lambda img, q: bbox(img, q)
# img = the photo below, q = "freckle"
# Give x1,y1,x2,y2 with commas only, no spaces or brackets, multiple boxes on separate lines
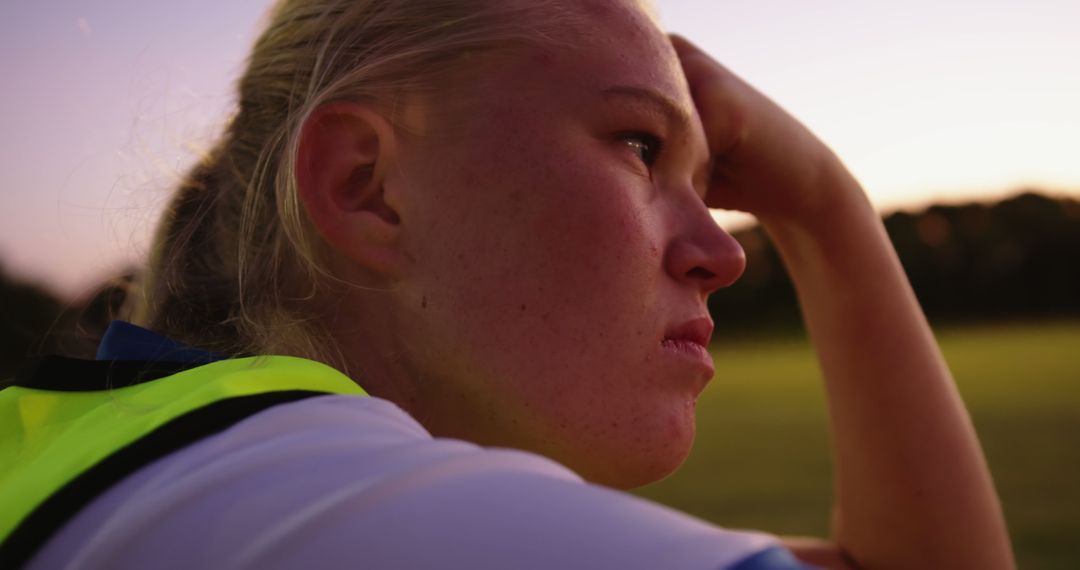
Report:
421,296,427,309
519,303,527,312
536,50,556,67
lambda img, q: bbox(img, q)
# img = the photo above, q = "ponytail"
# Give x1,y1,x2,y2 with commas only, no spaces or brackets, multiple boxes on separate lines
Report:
139,141,242,354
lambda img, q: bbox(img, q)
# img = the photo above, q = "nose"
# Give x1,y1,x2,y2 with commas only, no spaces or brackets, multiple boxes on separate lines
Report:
664,207,746,296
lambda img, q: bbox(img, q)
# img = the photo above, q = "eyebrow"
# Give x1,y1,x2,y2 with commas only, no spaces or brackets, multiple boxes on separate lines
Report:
600,85,693,133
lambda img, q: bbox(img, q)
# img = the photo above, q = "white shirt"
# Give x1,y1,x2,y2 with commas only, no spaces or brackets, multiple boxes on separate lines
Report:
30,394,785,569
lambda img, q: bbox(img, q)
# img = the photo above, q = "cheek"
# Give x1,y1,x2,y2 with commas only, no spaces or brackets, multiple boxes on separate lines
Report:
411,125,659,358
492,147,656,330
401,111,694,476
425,113,655,300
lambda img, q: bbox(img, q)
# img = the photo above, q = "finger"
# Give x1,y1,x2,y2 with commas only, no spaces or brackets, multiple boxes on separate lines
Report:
668,34,705,59
668,34,736,87
667,34,747,158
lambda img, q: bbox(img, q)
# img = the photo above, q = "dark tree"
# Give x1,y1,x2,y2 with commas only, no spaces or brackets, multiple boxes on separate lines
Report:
709,191,1080,333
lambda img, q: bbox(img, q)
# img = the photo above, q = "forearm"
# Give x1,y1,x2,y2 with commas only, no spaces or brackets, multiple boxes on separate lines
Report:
668,31,1013,568
760,173,1014,569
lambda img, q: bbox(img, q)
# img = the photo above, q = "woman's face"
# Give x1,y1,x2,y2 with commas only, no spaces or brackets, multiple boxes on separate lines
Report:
390,0,745,488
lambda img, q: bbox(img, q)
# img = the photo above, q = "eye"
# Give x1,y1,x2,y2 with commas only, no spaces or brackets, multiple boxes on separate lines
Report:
620,132,663,168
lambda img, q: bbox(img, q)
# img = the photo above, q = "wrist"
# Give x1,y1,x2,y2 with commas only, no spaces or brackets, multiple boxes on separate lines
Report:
759,170,875,248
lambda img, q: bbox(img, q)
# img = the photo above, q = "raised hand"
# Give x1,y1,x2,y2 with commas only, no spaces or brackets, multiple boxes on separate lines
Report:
671,34,1016,570
670,34,862,225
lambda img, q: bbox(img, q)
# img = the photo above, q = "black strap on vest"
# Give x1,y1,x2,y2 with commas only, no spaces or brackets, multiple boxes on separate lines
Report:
10,355,203,391
0,389,328,568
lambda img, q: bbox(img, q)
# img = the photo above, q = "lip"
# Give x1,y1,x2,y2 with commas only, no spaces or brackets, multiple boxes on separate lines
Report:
661,317,715,377
664,317,714,348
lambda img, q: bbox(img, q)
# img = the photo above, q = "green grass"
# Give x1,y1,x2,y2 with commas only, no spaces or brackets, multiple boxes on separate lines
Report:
634,320,1080,570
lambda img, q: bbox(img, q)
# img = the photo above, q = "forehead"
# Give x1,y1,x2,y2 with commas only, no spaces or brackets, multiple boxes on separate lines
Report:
421,0,691,130
539,0,686,101
575,0,664,47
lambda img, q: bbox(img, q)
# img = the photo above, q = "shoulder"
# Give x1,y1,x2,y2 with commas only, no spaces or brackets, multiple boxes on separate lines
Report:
33,395,790,570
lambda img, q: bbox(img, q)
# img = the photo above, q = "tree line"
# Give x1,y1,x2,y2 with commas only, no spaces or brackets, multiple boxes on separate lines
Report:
3,191,1078,378
710,191,1080,334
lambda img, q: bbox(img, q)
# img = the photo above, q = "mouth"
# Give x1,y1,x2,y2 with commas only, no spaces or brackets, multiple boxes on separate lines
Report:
661,317,715,377
663,317,714,348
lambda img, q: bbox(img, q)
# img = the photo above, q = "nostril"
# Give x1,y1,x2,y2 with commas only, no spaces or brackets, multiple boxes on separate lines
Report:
664,235,744,294
686,267,716,281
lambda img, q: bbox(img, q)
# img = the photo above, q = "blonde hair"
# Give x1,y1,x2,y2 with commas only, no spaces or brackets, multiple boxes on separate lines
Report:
134,0,576,370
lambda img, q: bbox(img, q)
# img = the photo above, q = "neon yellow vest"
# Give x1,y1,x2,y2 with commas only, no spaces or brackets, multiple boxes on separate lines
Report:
0,355,367,567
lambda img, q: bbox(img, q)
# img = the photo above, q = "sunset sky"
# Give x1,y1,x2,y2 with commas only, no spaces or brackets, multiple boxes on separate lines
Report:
2,0,1079,297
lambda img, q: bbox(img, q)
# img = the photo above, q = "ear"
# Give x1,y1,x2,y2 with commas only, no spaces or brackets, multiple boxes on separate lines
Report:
296,101,406,278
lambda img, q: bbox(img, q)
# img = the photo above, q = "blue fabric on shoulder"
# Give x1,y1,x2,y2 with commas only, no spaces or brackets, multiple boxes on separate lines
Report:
728,545,818,570
96,320,223,363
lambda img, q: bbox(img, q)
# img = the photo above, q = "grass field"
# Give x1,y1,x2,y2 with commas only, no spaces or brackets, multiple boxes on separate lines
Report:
634,320,1080,570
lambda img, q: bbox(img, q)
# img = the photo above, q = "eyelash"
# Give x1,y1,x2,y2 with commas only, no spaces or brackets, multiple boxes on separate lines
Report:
619,132,664,169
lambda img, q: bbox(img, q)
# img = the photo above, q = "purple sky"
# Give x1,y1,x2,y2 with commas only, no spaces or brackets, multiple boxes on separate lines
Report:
3,0,1079,298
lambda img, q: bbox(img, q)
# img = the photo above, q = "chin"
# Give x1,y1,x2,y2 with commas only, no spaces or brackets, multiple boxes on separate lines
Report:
580,417,697,490
592,445,693,490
